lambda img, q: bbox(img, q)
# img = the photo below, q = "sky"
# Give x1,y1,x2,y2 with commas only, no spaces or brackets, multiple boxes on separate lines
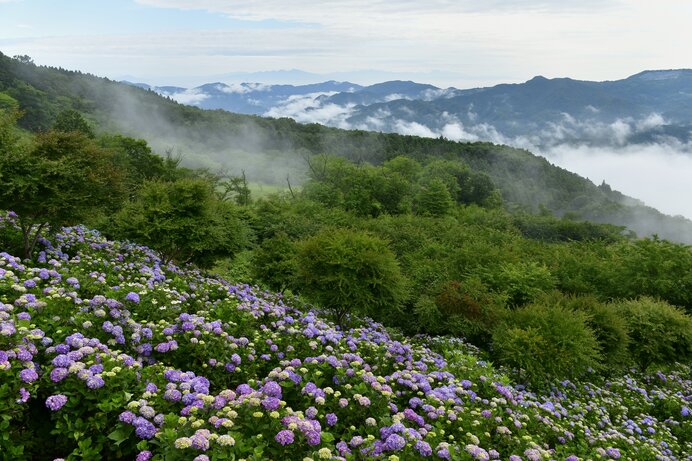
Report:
1,0,691,88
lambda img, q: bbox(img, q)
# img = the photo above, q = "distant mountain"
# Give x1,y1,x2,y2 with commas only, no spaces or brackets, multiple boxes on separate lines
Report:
141,70,692,150
125,80,363,115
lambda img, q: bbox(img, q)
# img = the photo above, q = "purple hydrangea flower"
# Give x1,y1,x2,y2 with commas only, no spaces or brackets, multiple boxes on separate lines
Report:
19,368,39,383
45,394,68,411
305,430,321,446
86,376,105,389
17,387,30,403
125,292,140,303
326,413,338,427
50,367,67,383
119,411,136,424
262,380,282,398
275,429,295,446
384,433,406,451
133,417,157,440
415,440,433,456
135,451,153,461
261,397,281,411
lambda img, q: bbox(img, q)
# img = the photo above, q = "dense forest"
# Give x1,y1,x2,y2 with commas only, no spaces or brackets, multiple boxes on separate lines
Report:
1,52,691,243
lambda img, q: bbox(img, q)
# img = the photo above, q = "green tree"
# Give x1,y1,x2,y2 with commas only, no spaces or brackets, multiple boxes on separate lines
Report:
98,134,171,196
295,228,406,325
52,109,95,138
0,128,125,259
109,178,250,268
414,178,454,216
251,231,297,292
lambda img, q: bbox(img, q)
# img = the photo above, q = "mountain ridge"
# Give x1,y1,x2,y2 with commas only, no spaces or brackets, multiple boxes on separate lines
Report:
135,70,692,150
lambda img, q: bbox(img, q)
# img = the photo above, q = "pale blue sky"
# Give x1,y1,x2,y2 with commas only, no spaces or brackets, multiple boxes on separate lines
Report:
1,0,690,87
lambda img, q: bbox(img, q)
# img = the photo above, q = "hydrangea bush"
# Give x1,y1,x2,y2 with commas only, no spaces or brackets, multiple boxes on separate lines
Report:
0,215,690,460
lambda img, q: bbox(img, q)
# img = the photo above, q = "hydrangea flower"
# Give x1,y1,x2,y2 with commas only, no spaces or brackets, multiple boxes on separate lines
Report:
45,394,68,411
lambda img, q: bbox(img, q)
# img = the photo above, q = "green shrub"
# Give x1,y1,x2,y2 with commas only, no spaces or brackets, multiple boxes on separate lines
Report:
539,292,631,370
433,277,507,347
251,231,298,292
295,228,406,325
613,297,692,370
492,303,600,385
108,178,250,268
485,261,556,307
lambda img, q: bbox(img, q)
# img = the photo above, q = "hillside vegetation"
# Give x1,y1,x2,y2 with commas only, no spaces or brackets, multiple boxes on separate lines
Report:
1,52,691,243
0,221,690,460
0,54,691,460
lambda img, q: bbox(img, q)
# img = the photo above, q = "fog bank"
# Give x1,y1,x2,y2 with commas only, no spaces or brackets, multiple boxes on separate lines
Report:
542,144,692,220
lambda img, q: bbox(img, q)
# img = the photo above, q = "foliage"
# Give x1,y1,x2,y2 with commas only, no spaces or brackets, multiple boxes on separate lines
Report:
613,297,692,371
251,231,298,293
295,228,406,325
491,303,601,385
538,292,631,370
0,125,126,259
483,261,557,307
413,177,454,216
108,178,250,268
2,51,692,242
433,277,506,347
52,109,94,138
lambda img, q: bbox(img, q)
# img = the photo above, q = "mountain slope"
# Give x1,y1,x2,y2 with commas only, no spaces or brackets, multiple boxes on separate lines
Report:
0,52,691,242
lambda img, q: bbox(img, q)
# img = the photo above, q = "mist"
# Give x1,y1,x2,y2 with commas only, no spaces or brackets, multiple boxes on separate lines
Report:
541,144,692,220
92,79,310,188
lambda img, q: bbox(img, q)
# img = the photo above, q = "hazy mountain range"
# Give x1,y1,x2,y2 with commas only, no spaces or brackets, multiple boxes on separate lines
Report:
129,69,692,151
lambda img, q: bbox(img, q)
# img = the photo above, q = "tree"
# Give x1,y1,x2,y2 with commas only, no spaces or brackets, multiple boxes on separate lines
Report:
0,126,125,259
414,178,454,216
52,109,95,138
295,228,406,325
491,303,600,385
109,178,250,268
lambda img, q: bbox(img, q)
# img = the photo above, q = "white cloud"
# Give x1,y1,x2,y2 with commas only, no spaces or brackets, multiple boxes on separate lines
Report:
263,92,356,128
636,112,665,130
392,120,437,138
217,82,272,94
543,144,692,219
164,88,210,105
383,93,411,102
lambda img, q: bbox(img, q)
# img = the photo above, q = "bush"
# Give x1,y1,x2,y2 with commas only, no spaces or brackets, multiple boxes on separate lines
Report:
295,228,406,325
484,261,556,307
433,277,506,347
251,231,298,292
538,292,631,370
108,178,251,268
491,303,600,385
613,297,692,371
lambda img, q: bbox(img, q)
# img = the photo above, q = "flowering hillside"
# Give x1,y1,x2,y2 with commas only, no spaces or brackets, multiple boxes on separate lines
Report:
0,220,690,460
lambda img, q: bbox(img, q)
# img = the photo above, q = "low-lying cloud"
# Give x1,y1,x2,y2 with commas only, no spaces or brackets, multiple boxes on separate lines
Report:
543,144,692,220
